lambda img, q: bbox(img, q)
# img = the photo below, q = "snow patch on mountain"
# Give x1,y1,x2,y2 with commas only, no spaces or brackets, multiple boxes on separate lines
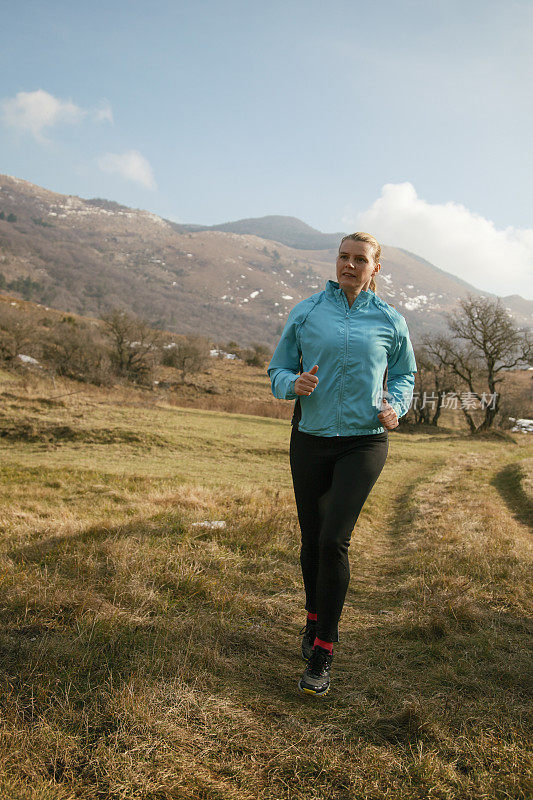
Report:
404,295,428,311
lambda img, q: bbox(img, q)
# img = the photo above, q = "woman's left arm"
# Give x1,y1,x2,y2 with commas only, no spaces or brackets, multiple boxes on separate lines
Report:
386,316,417,419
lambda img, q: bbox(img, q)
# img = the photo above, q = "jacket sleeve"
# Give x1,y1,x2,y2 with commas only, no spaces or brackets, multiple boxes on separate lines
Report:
387,316,417,419
267,305,303,400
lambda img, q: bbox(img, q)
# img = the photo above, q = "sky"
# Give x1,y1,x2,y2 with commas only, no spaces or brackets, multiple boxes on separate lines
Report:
1,0,532,299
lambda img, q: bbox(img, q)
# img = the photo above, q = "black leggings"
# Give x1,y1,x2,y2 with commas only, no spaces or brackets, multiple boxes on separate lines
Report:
290,426,389,643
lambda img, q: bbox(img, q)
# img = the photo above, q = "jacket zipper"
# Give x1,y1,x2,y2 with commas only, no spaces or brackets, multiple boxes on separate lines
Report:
336,295,350,435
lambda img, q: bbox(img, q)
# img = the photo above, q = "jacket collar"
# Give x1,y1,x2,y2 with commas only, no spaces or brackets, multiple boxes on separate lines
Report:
325,280,373,310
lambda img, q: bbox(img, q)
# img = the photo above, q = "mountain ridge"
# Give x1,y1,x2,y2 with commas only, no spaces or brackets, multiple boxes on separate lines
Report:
0,174,531,346
171,214,345,251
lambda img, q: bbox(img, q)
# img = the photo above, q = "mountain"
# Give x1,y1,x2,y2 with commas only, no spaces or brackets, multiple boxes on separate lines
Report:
170,215,345,250
0,174,531,346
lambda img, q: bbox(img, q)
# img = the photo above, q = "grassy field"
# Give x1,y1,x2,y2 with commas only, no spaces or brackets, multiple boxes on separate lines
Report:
0,372,532,800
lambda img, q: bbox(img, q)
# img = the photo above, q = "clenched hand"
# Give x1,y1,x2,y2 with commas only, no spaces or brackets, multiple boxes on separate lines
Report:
295,365,319,396
378,399,399,430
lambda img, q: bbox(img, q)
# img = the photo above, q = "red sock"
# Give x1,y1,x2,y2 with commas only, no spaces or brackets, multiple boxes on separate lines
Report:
313,637,333,653
307,612,317,622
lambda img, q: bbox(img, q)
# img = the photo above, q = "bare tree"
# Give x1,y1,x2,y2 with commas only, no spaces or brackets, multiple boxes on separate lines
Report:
409,346,456,426
100,308,163,385
423,296,532,433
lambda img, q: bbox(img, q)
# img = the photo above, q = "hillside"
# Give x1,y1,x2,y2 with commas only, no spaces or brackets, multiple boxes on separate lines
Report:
1,174,532,346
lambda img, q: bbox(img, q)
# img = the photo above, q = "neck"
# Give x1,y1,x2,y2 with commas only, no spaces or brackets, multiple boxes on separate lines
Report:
342,286,365,308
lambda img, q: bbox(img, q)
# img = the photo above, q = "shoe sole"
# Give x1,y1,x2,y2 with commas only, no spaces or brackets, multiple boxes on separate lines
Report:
298,678,330,697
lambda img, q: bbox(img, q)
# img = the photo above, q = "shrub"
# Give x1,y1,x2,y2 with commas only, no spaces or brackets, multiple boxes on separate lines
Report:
162,335,210,382
242,343,271,367
40,320,114,385
0,304,38,365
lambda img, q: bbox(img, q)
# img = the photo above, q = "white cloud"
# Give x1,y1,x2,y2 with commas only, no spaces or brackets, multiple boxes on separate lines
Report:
1,89,114,142
94,99,114,124
1,89,86,142
349,183,533,300
96,149,156,190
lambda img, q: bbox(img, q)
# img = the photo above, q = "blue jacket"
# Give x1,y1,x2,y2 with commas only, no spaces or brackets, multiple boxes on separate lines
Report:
267,281,417,436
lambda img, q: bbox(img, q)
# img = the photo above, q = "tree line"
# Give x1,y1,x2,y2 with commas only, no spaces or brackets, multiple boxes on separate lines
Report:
0,295,531,432
0,303,274,388
0,304,209,387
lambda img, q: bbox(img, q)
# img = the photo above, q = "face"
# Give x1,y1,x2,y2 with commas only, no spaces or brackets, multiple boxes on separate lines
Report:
336,240,381,294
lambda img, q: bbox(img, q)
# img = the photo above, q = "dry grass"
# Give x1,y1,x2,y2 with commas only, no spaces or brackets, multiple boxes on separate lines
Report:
0,373,532,799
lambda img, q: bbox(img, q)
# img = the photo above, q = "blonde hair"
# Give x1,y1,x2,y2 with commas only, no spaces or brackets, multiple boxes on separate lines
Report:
339,232,381,293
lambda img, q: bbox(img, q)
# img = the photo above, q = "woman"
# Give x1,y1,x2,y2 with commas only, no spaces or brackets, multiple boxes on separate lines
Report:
267,232,417,697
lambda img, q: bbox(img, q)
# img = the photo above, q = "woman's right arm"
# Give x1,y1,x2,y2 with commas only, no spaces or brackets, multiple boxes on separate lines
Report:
267,307,302,400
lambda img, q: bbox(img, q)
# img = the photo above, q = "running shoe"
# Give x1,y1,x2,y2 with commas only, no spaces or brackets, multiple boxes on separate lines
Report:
299,619,317,661
298,645,333,697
